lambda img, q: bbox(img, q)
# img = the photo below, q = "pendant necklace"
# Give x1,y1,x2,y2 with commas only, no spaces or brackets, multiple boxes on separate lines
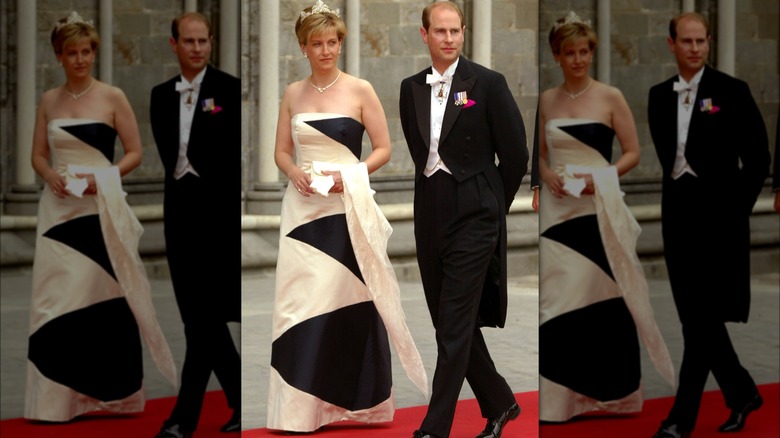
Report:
562,78,592,100
66,78,95,100
310,71,341,94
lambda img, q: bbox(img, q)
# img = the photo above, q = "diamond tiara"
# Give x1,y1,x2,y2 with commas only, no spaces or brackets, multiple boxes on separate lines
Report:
54,11,94,32
300,0,340,21
552,11,591,31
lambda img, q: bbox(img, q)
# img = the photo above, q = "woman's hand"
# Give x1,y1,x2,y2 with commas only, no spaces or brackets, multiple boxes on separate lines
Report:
44,169,68,198
75,173,97,195
573,172,595,195
531,187,540,212
322,170,343,193
541,167,565,198
287,166,313,197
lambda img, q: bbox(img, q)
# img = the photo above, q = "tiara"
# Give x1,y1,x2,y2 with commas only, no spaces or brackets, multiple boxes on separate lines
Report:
54,11,94,32
300,0,340,20
552,11,591,31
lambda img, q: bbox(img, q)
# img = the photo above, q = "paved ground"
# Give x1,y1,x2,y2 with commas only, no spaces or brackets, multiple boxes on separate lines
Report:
1,266,778,432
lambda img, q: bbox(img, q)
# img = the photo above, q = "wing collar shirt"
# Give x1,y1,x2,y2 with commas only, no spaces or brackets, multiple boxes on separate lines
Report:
424,58,459,177
672,67,704,180
174,67,206,179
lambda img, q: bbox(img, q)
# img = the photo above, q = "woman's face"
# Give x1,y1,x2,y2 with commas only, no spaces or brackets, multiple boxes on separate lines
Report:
57,38,95,80
555,37,593,80
301,30,341,70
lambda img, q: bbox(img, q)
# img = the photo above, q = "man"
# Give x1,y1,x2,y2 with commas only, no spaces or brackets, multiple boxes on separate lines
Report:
648,12,770,438
399,2,528,437
150,12,241,438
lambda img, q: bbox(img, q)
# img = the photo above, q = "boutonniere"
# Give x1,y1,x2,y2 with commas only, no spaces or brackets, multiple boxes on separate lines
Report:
699,98,720,114
201,98,223,114
453,91,476,108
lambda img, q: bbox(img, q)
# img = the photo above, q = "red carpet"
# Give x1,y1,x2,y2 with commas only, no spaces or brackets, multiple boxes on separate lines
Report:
539,383,779,438
2,385,776,437
246,392,538,438
0,390,232,438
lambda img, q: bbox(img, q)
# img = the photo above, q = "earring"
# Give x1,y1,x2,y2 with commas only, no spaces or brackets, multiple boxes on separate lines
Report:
303,52,308,58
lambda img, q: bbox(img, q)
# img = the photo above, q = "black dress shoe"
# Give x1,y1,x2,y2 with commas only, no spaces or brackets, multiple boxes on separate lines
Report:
719,393,763,432
412,430,439,438
652,423,691,438
220,411,241,433
475,402,520,438
154,423,193,438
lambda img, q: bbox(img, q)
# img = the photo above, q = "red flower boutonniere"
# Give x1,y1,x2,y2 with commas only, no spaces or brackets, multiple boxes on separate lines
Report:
202,98,223,114
463,99,476,108
699,98,720,114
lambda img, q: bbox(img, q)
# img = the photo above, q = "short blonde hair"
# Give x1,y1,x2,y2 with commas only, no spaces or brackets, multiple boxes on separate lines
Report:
51,17,99,55
548,18,597,56
295,7,346,45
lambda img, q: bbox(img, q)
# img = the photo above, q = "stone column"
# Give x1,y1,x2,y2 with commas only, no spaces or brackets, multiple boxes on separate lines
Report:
99,0,112,84
15,0,35,188
682,0,695,12
244,0,284,214
258,1,279,184
597,0,610,84
184,0,197,13
717,0,736,76
345,0,359,76
472,0,491,68
220,0,239,77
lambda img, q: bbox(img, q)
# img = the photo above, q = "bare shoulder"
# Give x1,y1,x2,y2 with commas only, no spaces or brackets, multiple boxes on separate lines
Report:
98,81,130,104
596,81,628,103
39,87,60,106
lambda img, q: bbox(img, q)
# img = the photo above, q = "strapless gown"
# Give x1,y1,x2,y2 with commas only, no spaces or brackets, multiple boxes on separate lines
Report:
25,119,176,422
267,113,427,432
539,118,674,422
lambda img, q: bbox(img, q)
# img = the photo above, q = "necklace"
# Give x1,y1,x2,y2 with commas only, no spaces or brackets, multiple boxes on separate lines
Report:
66,79,95,100
310,71,341,94
562,78,592,100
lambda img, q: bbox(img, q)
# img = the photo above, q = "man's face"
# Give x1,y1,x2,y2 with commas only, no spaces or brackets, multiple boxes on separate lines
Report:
170,17,211,77
667,17,709,78
420,6,464,72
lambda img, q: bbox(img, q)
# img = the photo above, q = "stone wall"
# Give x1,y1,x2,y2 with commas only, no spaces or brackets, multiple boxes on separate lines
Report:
540,0,779,185
241,0,539,189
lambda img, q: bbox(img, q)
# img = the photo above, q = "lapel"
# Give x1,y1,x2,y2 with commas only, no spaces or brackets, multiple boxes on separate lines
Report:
660,77,679,165
188,66,212,151
160,76,182,166
686,65,713,153
411,69,432,149
440,58,476,146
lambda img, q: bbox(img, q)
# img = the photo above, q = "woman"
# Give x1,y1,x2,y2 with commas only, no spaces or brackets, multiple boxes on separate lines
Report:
537,12,675,422
267,1,427,433
25,12,177,422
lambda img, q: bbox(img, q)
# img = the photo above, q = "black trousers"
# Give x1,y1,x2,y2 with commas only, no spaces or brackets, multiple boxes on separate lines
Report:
662,175,758,430
164,174,241,430
415,171,515,438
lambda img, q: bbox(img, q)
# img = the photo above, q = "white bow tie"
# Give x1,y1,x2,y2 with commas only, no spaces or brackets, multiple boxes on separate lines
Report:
175,81,200,93
672,81,696,93
426,73,450,85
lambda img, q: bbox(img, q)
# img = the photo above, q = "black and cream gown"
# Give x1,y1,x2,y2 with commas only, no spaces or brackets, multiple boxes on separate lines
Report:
25,119,176,422
267,113,427,432
539,118,674,422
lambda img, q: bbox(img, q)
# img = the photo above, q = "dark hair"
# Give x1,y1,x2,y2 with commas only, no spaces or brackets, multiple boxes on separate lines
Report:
171,12,213,41
669,12,710,41
422,1,465,31
51,15,99,55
